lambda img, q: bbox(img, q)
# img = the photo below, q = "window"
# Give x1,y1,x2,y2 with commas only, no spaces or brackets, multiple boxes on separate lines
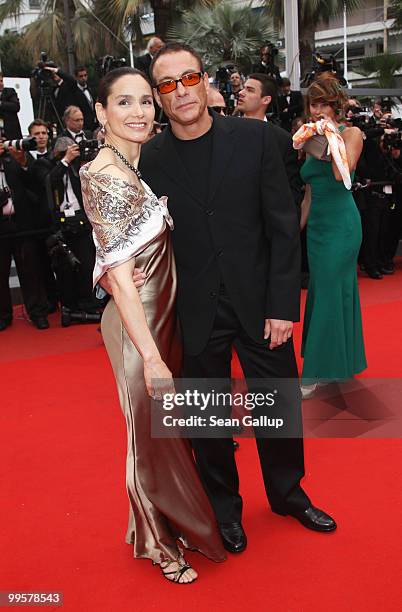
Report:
29,0,41,9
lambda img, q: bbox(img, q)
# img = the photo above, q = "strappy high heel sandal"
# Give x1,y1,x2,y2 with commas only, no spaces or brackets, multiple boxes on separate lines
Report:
154,556,198,584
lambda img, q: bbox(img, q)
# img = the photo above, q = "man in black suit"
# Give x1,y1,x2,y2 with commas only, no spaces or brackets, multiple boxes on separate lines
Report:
278,78,304,132
25,119,58,310
36,135,97,316
135,36,164,79
61,105,93,142
46,66,97,132
0,142,49,330
139,42,336,553
252,44,283,86
0,73,23,139
237,73,303,209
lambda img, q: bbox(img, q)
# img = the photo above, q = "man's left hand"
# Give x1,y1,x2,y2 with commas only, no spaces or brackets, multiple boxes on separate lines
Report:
264,318,293,350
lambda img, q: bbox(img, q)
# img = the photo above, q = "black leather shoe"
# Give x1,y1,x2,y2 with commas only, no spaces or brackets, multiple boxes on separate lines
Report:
380,263,395,275
287,505,337,532
32,316,49,330
0,319,11,331
366,268,383,280
219,522,247,553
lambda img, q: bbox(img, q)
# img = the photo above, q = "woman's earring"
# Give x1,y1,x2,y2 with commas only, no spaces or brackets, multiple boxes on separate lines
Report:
100,122,106,135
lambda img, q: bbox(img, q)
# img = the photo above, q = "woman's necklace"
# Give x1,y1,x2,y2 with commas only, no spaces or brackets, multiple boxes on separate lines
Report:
99,143,142,180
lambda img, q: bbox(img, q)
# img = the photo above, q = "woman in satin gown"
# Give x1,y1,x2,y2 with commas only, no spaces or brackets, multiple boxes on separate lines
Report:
79,67,225,583
299,73,367,398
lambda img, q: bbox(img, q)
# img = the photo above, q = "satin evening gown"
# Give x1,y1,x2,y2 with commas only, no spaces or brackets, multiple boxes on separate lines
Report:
300,130,367,384
80,165,226,565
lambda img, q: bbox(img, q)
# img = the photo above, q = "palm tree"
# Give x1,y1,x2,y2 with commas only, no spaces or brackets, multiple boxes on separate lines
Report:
267,0,361,78
355,52,402,88
168,1,275,74
390,0,402,29
0,0,128,68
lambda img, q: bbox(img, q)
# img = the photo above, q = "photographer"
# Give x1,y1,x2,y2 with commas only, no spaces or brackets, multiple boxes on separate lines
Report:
0,73,23,140
354,107,400,278
252,44,282,86
278,78,304,132
25,119,58,310
44,135,99,318
40,65,96,132
0,140,49,330
60,105,93,142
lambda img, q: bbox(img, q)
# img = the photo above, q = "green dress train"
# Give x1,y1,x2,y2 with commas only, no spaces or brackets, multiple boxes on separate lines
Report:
300,133,367,384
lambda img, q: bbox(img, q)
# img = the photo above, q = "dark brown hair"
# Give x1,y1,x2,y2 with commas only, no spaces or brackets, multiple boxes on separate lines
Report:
28,118,48,134
305,72,348,117
97,67,151,106
149,42,204,84
247,73,278,100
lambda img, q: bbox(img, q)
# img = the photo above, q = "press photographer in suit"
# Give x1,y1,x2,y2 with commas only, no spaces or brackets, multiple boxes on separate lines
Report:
25,119,58,310
45,66,97,132
40,136,98,317
278,78,304,132
0,140,49,330
0,73,23,139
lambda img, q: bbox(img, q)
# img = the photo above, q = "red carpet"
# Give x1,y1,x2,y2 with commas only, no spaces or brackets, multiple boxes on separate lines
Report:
1,261,402,611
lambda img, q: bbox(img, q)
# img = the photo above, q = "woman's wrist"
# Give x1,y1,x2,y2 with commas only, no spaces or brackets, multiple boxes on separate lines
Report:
143,353,162,365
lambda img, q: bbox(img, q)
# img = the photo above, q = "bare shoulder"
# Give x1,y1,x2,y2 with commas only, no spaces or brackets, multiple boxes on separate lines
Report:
342,125,363,142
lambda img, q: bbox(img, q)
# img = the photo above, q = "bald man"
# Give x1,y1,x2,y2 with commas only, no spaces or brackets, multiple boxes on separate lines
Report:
207,86,226,115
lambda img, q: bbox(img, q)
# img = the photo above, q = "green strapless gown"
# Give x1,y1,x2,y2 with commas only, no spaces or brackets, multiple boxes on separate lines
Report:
300,147,367,383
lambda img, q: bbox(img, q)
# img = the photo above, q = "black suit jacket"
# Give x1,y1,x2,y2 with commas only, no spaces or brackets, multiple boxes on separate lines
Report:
278,91,304,130
139,113,301,354
55,71,97,131
135,53,152,78
0,88,22,139
0,154,39,231
269,123,303,210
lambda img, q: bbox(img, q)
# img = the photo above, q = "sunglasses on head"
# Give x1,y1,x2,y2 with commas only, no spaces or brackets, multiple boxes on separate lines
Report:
155,71,204,95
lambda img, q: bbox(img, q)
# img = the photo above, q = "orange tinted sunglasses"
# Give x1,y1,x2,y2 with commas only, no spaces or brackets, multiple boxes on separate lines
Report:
155,71,204,94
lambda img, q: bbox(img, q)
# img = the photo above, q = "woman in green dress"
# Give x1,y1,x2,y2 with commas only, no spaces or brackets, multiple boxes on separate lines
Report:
299,73,367,398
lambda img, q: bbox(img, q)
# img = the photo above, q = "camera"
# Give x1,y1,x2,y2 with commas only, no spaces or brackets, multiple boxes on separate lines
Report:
46,231,81,270
0,186,11,208
97,55,127,77
347,106,373,130
383,130,402,150
2,137,38,152
32,51,57,88
78,139,99,162
263,42,279,58
302,51,347,87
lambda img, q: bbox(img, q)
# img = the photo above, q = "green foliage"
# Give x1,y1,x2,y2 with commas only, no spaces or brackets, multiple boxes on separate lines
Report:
168,1,275,74
390,0,402,29
0,30,32,77
356,52,402,88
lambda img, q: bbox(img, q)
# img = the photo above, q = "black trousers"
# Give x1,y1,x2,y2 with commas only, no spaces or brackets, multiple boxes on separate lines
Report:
360,192,389,270
53,220,97,311
183,290,310,524
0,218,48,321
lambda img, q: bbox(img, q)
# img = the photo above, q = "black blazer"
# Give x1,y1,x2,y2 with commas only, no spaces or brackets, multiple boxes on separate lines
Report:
45,158,84,214
0,154,38,231
55,71,97,132
139,113,301,355
269,123,303,209
0,88,22,139
135,53,152,78
278,90,304,130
